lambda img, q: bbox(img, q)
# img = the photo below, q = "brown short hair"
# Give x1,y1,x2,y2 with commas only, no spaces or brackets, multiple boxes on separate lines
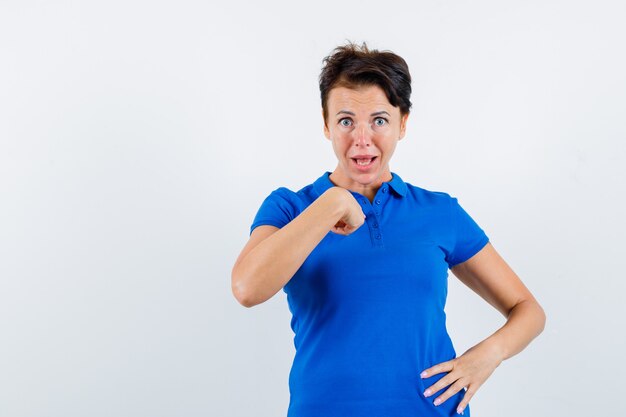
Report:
319,41,412,125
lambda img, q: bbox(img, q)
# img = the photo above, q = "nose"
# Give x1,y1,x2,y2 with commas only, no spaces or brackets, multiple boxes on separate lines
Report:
353,123,372,147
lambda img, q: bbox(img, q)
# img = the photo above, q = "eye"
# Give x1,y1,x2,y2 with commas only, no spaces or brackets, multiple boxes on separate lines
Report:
339,118,353,127
374,117,388,127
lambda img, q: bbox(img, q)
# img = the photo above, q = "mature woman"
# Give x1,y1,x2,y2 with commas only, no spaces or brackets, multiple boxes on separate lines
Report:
231,42,546,417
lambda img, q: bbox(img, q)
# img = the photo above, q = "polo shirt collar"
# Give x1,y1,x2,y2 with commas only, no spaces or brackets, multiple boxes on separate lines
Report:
313,171,408,198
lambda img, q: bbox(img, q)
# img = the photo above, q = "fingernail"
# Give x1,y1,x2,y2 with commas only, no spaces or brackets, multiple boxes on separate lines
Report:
434,398,442,406
423,389,431,397
457,406,464,414
420,371,428,378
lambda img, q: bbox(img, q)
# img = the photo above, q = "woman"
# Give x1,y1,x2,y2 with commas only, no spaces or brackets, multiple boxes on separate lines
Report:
231,42,546,417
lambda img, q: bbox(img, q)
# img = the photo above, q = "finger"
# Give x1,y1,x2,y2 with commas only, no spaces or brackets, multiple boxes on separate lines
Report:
421,360,454,379
423,371,456,398
335,226,358,235
331,227,349,235
456,386,476,415
431,378,467,407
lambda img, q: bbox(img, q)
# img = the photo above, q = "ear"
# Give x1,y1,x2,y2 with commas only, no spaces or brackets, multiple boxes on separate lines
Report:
323,108,331,140
399,113,409,140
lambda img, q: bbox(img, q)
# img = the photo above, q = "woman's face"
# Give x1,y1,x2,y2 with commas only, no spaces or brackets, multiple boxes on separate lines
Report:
323,84,408,195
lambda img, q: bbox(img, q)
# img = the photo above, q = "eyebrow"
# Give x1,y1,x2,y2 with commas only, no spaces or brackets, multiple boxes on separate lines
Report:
336,110,391,117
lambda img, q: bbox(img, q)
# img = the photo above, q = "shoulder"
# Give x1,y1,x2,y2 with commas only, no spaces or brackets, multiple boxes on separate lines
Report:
258,179,318,212
266,181,316,203
265,185,298,200
256,186,300,214
402,180,455,208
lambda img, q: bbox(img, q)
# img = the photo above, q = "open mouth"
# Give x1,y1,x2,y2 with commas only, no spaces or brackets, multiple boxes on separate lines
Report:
351,156,377,167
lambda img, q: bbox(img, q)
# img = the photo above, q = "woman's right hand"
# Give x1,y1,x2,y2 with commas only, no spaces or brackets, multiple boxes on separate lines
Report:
326,187,366,236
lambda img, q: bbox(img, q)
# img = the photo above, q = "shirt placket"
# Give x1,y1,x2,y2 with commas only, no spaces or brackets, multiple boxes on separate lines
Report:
352,184,389,248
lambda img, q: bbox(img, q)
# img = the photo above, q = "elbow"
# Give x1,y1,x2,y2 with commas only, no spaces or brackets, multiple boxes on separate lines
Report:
526,298,547,336
537,303,546,334
508,298,547,336
231,267,258,308
235,290,257,308
232,283,253,308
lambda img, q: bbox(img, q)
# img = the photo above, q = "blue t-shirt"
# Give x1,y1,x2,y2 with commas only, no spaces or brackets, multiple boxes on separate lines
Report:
250,171,490,417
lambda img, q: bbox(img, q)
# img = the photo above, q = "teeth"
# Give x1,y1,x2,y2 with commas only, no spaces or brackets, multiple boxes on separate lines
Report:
356,158,373,165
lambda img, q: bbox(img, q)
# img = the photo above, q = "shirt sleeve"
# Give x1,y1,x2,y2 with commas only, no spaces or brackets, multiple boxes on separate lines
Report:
445,196,490,268
249,187,297,236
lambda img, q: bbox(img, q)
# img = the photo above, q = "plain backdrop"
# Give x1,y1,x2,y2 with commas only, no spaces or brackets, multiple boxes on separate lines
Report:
1,1,625,416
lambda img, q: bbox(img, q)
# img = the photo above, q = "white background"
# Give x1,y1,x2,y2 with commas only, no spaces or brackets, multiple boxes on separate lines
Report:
1,1,625,416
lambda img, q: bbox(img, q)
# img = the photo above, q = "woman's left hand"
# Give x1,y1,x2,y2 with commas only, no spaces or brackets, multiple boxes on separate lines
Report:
420,339,504,414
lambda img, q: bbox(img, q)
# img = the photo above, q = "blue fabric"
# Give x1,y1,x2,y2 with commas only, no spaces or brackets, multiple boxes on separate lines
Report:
249,171,490,417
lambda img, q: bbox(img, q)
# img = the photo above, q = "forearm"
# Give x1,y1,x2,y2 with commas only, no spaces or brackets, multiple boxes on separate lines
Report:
234,188,345,307
482,299,546,362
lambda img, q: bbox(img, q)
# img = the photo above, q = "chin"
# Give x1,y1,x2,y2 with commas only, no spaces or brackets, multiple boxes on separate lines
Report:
353,172,379,183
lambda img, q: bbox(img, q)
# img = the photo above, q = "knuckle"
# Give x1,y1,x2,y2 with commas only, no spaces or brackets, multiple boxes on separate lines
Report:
459,376,471,386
